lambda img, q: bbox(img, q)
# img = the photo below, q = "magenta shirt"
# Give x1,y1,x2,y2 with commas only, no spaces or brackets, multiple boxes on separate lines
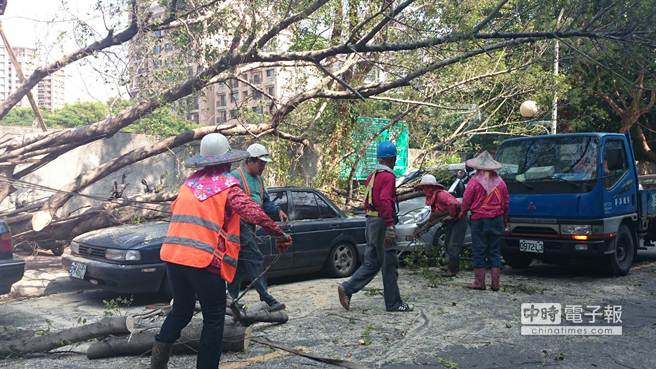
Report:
460,178,509,220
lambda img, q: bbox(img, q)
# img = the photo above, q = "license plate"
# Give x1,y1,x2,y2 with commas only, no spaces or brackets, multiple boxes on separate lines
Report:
519,239,544,253
69,261,87,279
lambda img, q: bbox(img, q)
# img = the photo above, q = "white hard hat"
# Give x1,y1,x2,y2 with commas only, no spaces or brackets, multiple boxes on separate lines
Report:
246,143,272,162
415,174,445,189
186,133,249,168
201,133,230,157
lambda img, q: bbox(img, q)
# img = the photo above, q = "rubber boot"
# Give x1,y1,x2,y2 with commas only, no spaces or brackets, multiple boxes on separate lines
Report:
467,268,486,290
441,260,459,277
491,267,501,291
150,340,173,369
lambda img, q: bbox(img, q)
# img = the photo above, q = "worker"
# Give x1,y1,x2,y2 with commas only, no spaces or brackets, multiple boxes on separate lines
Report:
337,141,413,312
460,151,509,291
151,133,292,369
228,143,289,312
414,174,467,277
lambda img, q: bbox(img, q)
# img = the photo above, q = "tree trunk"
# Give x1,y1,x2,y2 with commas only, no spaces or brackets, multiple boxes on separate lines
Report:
8,191,174,249
633,125,656,162
86,317,249,360
0,317,134,358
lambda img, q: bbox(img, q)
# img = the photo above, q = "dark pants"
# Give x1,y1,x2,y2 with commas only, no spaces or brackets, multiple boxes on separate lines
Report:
341,217,403,311
470,216,504,268
156,263,226,369
227,221,275,305
444,216,467,264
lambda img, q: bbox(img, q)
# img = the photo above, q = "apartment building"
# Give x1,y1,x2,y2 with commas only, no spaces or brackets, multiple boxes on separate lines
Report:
0,44,66,111
0,46,35,107
37,69,66,111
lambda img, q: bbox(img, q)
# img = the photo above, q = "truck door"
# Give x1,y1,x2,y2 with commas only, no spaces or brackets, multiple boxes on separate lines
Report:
602,138,636,216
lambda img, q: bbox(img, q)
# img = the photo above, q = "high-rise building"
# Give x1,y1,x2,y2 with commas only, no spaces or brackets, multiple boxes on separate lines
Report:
0,44,66,111
37,69,66,111
0,46,36,107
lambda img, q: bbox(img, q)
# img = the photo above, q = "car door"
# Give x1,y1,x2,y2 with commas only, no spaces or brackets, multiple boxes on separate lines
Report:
602,138,635,217
288,190,342,271
256,189,294,271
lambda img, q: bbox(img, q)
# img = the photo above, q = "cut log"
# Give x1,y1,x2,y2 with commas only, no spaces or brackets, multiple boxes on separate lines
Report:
0,316,134,358
236,309,289,326
86,317,250,359
225,301,289,325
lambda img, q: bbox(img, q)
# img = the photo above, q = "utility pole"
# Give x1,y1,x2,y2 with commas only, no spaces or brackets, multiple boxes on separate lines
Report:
551,8,564,135
0,3,47,132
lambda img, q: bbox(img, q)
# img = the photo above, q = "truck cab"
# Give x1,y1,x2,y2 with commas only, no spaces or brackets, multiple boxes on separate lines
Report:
496,133,655,275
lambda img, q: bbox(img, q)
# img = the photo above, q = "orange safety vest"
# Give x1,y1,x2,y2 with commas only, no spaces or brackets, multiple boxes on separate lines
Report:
160,185,241,283
480,187,503,211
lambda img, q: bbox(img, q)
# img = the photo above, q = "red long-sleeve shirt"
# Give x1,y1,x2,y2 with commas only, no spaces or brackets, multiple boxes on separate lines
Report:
428,190,461,218
460,179,509,220
364,170,396,226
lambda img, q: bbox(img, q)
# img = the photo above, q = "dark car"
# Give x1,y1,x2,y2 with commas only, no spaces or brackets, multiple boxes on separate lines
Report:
62,187,367,295
0,220,25,295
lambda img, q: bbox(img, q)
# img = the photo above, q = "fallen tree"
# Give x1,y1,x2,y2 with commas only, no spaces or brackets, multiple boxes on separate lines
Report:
0,316,135,358
0,305,288,359
0,0,649,249
86,317,250,359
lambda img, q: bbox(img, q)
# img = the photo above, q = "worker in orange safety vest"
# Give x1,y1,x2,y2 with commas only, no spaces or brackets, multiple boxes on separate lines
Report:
151,133,292,369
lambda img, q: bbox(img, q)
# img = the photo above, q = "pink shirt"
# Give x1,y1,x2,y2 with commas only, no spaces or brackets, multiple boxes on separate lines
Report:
461,177,509,220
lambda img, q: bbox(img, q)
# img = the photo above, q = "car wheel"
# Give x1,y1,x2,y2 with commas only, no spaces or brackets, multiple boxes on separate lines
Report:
327,243,357,277
503,253,533,269
607,224,635,276
50,245,64,256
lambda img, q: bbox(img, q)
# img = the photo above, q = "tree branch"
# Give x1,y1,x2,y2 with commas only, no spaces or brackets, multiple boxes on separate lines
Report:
354,0,416,47
254,0,329,50
470,0,509,34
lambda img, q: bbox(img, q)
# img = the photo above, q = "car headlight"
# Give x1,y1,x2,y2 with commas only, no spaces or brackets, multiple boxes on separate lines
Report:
70,242,79,254
560,224,592,235
125,250,141,261
399,207,431,225
105,249,125,261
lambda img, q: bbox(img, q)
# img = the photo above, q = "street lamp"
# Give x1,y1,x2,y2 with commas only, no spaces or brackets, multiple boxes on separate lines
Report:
520,100,539,119
520,100,551,135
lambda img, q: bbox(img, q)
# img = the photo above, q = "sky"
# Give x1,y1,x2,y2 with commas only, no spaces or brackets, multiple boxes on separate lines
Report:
2,0,124,103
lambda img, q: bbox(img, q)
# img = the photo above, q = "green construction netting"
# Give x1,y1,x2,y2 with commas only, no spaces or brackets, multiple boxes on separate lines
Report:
339,117,408,180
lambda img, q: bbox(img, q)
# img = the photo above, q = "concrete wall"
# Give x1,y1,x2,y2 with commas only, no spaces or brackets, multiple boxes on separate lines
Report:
0,126,191,216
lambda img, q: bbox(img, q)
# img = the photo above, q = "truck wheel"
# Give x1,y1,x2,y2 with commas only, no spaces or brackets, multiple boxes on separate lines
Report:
607,224,635,276
503,253,533,269
326,243,357,277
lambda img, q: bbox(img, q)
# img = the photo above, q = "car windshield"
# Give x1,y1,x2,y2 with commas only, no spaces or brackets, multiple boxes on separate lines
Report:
496,136,599,193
